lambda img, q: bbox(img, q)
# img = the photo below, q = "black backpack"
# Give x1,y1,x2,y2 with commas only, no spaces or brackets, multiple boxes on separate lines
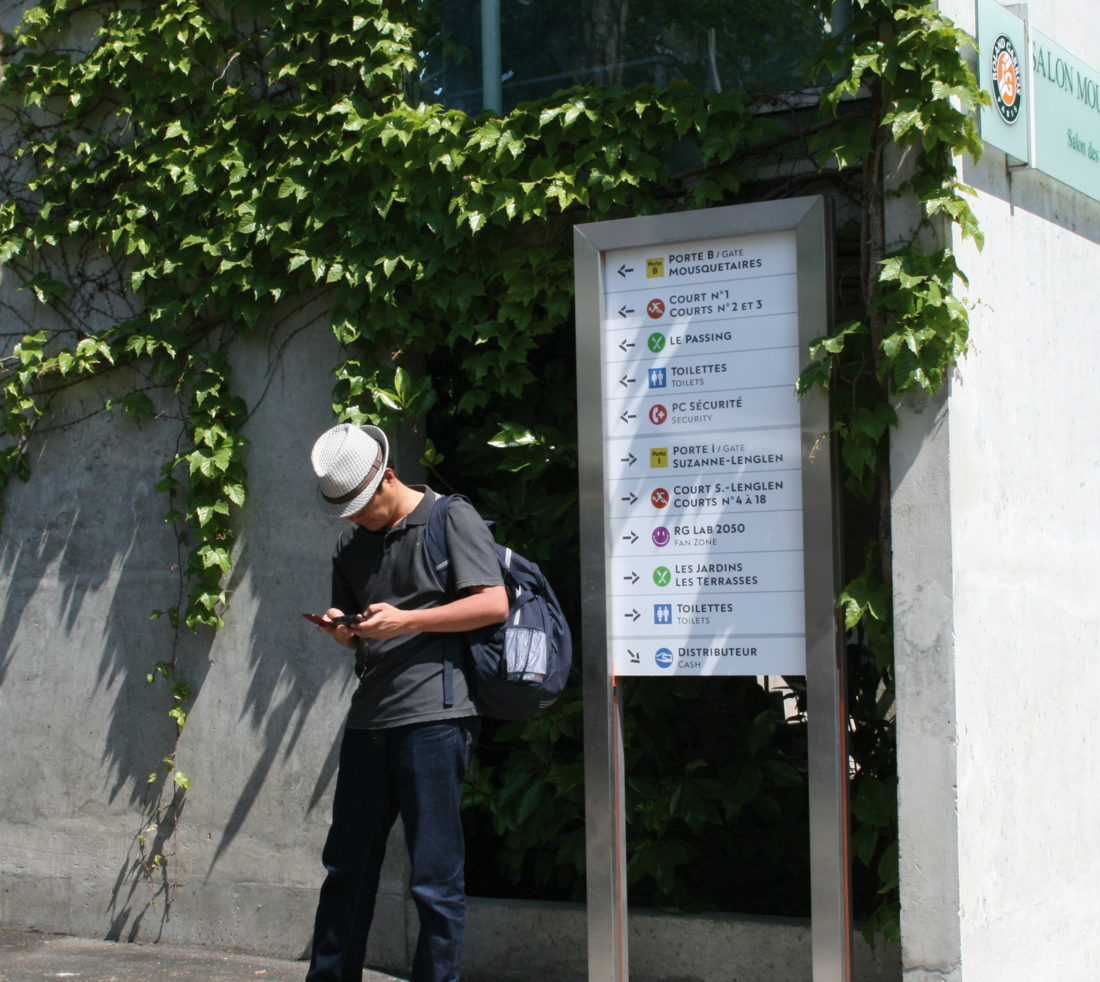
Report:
424,494,572,720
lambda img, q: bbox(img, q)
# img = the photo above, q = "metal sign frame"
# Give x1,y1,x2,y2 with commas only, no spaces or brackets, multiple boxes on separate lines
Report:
573,196,849,982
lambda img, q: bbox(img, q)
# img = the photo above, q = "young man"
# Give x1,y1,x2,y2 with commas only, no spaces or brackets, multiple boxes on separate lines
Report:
306,423,508,982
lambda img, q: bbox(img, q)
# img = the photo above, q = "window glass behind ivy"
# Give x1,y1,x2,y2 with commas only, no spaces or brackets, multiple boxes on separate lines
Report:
416,0,828,114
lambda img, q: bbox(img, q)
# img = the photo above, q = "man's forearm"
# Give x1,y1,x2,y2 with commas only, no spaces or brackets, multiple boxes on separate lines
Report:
404,585,509,633
353,584,509,641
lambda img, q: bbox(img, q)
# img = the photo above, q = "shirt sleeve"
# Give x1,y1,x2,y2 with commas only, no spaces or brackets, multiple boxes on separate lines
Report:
445,497,504,593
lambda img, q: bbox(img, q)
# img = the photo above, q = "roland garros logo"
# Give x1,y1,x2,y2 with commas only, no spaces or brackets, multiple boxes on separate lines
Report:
991,33,1022,124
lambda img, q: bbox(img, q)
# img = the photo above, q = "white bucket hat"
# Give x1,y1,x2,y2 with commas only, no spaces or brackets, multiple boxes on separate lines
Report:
310,424,390,518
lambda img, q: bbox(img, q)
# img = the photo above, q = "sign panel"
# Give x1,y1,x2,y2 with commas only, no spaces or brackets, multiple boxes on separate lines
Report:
976,0,1100,203
977,0,1030,164
575,197,848,982
595,226,815,678
1030,27,1100,203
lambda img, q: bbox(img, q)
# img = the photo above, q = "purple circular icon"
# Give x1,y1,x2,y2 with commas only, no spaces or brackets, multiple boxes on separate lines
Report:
651,526,670,547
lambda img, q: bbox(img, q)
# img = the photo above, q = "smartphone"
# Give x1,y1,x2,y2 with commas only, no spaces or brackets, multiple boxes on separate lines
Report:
302,613,364,627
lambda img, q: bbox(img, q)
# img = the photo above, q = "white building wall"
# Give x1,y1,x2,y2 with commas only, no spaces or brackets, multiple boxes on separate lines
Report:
949,155,1100,982
892,2,1100,978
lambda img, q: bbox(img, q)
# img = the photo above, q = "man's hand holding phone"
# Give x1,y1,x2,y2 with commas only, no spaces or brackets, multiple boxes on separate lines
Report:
304,604,422,645
303,612,363,627
303,609,365,648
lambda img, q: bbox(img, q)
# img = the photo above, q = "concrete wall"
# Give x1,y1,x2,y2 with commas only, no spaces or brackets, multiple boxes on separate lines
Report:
890,2,1100,978
464,900,899,982
0,306,368,954
0,295,442,970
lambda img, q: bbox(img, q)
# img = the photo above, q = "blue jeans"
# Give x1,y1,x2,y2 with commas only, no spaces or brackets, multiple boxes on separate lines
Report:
306,718,479,982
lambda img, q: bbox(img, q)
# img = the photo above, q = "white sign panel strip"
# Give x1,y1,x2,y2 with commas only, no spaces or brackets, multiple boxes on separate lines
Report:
603,272,799,333
608,507,806,557
611,635,808,677
610,589,806,640
608,548,805,596
607,382,801,435
604,425,803,483
607,468,802,520
601,229,797,291
605,314,802,370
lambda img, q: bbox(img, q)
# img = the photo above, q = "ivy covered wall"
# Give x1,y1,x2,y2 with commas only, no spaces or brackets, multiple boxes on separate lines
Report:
0,0,988,965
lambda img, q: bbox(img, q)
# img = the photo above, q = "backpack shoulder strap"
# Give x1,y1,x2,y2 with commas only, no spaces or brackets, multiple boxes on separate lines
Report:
424,493,461,593
423,492,468,709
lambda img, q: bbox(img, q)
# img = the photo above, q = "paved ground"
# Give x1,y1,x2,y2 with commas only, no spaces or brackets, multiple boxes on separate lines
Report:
0,928,406,982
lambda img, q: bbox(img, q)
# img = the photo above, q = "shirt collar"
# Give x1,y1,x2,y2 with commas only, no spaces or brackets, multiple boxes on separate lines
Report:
395,485,437,529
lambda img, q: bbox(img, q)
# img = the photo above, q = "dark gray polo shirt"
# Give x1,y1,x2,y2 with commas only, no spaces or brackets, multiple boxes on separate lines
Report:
330,487,502,729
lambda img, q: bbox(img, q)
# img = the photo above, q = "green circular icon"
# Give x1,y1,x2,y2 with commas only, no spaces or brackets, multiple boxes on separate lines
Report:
647,333,666,353
653,566,671,587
